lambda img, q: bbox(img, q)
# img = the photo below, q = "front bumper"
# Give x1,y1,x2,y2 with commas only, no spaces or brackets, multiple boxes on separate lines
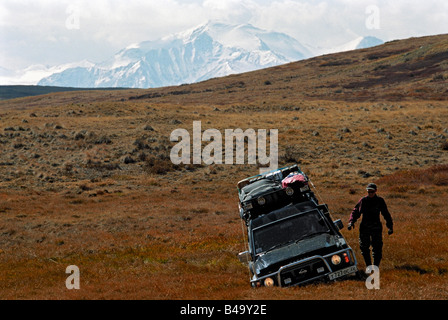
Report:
251,248,358,287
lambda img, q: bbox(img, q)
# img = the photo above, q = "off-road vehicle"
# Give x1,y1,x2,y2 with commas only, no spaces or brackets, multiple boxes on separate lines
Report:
237,165,358,287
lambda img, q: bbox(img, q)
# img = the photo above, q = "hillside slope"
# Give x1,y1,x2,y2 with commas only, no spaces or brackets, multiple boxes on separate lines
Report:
125,33,448,104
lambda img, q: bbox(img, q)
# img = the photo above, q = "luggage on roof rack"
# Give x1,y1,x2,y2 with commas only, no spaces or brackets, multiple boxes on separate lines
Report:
237,164,318,223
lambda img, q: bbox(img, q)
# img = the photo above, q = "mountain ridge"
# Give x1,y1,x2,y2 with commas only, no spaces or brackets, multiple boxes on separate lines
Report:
38,22,311,88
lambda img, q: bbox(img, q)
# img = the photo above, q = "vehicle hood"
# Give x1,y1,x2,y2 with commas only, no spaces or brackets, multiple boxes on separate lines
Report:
253,233,338,276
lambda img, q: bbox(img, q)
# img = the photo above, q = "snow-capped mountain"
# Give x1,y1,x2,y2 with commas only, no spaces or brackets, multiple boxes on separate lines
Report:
310,36,384,56
32,23,384,89
38,22,312,88
355,36,384,49
1,60,94,86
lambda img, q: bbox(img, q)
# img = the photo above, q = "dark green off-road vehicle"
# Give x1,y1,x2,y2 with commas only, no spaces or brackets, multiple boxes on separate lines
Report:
237,165,358,287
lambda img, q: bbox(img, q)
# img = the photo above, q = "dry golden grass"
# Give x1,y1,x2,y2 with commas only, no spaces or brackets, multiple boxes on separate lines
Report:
1,166,447,300
0,34,448,300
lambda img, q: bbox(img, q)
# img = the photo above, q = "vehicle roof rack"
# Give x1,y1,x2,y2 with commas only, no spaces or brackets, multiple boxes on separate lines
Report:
237,164,302,192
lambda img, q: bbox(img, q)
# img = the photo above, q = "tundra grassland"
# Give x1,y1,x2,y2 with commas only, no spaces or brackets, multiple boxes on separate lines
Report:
1,34,448,299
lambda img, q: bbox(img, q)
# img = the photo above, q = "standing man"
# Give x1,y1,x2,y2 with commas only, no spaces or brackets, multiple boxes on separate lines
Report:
348,183,393,268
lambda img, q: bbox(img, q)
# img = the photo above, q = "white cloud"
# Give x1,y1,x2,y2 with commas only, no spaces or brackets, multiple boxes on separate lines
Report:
1,0,447,79
203,0,256,22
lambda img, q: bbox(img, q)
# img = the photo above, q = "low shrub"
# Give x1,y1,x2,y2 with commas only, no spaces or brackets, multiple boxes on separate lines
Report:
144,156,179,175
442,141,448,151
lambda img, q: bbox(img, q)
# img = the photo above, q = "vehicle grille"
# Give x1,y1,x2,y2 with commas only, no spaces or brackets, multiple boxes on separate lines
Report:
279,259,329,287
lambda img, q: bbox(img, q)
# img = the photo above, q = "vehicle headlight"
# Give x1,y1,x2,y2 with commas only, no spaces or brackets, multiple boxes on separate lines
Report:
285,187,294,196
257,196,266,206
264,277,274,287
331,255,342,265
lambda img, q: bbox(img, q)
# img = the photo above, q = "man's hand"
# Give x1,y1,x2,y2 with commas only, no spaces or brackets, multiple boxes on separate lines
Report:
348,222,355,230
388,228,394,235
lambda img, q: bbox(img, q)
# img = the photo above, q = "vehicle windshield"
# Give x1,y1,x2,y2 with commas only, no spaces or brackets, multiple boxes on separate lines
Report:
252,210,330,255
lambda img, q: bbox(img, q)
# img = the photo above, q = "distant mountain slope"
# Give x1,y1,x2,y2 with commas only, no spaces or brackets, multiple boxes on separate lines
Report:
0,85,128,101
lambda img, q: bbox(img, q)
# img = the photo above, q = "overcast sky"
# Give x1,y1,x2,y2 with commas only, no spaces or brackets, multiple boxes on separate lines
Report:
1,0,447,73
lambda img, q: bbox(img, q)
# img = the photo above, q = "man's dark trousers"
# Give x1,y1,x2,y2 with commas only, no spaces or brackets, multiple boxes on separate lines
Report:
359,226,383,267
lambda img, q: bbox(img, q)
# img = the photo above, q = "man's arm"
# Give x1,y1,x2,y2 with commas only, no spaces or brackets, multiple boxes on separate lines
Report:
348,198,363,228
380,197,393,231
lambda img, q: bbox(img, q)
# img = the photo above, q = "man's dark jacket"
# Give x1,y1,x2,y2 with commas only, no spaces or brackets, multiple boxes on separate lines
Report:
349,195,393,231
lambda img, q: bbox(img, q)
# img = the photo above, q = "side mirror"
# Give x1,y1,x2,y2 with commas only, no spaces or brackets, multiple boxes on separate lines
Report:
334,219,344,230
238,251,252,264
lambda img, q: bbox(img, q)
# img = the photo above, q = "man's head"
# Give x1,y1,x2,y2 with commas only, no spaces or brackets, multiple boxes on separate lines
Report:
366,183,377,197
